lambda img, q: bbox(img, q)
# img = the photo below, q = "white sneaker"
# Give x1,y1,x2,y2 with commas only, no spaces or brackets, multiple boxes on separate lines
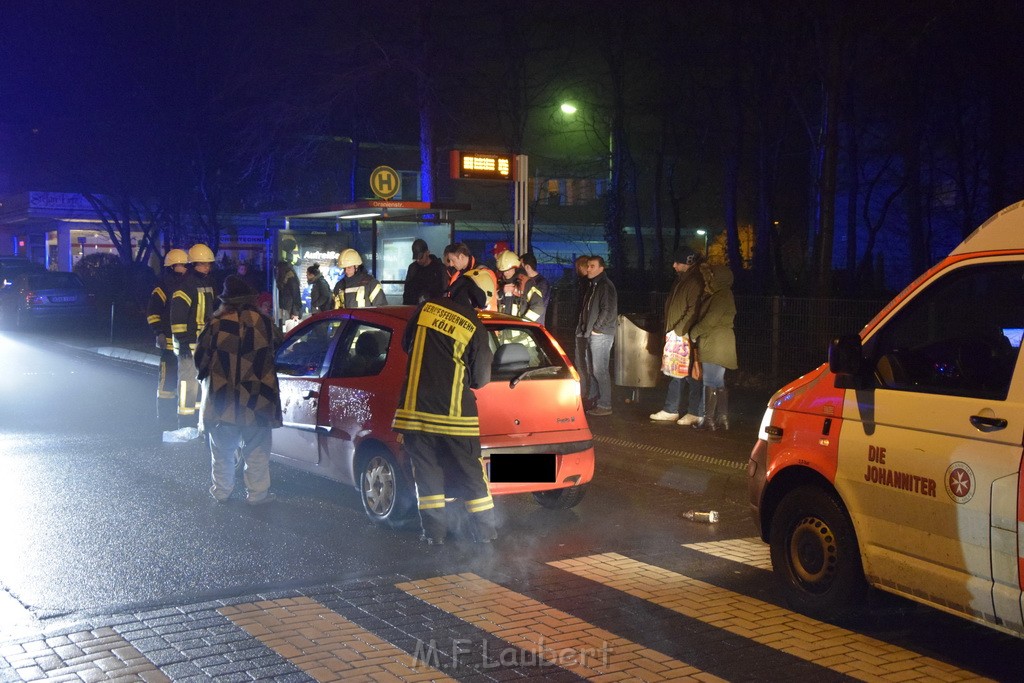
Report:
650,410,680,421
676,414,701,426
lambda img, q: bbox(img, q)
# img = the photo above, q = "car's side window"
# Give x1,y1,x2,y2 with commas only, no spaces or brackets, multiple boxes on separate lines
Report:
275,319,345,377
866,261,1024,399
328,324,392,378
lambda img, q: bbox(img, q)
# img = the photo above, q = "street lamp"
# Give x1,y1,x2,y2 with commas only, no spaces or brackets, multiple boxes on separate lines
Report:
559,101,612,183
696,229,708,256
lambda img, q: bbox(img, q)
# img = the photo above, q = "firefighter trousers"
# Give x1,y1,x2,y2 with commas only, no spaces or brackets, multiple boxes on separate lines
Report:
157,347,178,430
403,432,496,542
176,351,199,428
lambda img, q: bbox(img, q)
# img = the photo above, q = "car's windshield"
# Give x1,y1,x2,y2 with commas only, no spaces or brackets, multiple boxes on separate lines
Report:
485,324,569,382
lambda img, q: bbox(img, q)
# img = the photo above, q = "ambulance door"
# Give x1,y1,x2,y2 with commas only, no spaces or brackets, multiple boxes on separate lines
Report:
273,317,347,464
834,258,1024,627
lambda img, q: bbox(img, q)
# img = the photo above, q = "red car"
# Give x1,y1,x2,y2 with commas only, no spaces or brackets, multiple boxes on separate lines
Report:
271,306,595,526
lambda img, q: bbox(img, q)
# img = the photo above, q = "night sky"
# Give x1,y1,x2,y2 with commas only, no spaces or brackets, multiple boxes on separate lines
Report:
3,1,1023,294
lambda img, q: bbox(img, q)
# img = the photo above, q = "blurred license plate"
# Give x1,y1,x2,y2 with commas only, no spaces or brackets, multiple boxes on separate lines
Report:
488,454,556,483
50,296,76,303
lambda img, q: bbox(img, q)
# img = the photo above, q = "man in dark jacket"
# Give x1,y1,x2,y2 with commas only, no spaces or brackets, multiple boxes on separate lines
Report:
402,239,446,305
170,244,217,430
393,269,496,545
275,261,301,325
575,256,618,416
147,248,189,432
195,276,282,504
306,263,333,315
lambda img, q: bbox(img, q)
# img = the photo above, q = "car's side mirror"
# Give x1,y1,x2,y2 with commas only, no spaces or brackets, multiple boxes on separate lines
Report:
829,334,872,390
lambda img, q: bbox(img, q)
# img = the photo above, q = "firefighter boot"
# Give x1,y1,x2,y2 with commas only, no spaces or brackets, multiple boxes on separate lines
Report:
716,387,730,431
691,387,718,431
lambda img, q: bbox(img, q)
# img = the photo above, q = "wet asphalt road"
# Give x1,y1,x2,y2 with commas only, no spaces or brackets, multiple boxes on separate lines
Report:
0,331,750,630
4,330,1024,680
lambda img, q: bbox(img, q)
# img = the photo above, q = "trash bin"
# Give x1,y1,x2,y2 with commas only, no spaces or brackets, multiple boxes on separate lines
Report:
615,313,661,388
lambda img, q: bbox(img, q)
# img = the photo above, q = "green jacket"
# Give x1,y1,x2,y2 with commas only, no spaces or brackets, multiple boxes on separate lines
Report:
690,264,738,370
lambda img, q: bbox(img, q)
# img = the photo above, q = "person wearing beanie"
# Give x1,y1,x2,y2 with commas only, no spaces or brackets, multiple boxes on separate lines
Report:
650,246,706,425
194,275,283,505
403,239,446,305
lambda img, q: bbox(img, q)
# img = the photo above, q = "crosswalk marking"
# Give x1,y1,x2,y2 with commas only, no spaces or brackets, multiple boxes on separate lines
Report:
220,596,453,682
683,537,773,570
397,573,722,682
0,627,169,682
549,553,988,682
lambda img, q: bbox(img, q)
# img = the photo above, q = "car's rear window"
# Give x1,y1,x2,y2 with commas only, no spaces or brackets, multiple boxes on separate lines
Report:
25,273,84,289
485,323,570,382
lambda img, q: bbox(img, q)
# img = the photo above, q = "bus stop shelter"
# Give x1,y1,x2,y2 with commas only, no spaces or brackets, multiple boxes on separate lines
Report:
265,200,469,305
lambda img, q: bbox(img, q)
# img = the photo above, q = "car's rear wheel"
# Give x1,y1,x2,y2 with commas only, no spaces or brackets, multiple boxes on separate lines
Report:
769,486,865,619
532,484,588,509
359,448,414,528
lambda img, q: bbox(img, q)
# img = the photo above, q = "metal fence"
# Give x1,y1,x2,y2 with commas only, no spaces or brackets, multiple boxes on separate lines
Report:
545,286,886,387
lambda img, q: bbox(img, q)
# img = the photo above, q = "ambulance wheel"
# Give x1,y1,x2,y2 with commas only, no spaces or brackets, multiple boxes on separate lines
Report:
359,448,414,528
769,486,865,619
533,484,588,510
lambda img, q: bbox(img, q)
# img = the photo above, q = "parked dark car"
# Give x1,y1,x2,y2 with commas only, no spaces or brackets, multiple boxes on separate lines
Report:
0,271,96,329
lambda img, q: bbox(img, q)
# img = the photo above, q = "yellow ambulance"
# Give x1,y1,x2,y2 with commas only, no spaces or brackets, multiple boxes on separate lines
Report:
748,200,1024,637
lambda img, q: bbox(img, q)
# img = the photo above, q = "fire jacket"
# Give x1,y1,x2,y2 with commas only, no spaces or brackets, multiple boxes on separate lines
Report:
194,305,283,428
518,273,549,325
170,270,216,348
147,271,185,342
332,269,387,309
393,298,493,437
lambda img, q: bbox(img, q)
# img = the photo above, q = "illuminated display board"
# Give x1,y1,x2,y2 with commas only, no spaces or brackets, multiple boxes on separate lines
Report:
449,150,515,180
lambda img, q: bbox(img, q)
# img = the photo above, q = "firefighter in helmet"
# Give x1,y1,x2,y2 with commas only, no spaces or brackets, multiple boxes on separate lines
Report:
332,248,387,309
169,243,217,430
147,248,189,432
393,268,497,545
494,250,525,317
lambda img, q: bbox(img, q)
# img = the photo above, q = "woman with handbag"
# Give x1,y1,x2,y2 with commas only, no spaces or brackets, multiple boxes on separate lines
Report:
650,247,706,425
689,263,738,430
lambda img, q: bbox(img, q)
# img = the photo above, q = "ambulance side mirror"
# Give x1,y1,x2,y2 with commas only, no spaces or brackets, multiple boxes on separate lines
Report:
829,335,871,390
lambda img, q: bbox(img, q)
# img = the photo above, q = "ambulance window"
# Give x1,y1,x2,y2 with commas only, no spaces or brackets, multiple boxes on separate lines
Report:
866,262,1024,399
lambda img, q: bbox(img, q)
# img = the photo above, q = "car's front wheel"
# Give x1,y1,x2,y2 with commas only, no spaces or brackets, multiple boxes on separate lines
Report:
532,484,588,510
359,448,414,528
769,485,866,619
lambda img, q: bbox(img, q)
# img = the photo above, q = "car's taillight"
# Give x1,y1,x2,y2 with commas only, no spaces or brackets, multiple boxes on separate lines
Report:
24,291,42,306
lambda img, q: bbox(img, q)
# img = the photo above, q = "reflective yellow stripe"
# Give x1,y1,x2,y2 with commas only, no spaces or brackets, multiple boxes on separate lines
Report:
147,314,161,324
418,494,447,510
153,288,167,303
393,419,480,437
464,496,493,513
404,326,427,411
171,324,187,333
524,309,541,322
172,290,192,305
449,340,465,417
